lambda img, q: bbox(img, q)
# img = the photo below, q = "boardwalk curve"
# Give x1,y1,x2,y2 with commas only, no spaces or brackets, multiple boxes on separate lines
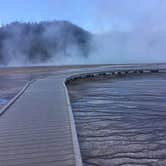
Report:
0,64,166,166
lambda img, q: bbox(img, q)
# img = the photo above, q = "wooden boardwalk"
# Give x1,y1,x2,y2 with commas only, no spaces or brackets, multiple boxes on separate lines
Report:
0,71,83,166
0,64,166,166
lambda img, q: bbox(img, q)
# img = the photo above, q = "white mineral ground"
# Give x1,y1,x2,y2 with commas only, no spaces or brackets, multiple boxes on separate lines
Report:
68,73,166,166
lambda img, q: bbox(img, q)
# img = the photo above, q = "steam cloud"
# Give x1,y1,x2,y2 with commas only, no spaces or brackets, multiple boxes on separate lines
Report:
91,0,166,63
0,21,92,66
0,0,166,66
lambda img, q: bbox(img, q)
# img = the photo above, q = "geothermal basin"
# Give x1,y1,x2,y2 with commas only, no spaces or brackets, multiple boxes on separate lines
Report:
68,72,166,166
0,64,166,166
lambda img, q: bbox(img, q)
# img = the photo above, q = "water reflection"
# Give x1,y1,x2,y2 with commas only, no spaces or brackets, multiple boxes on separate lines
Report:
0,98,8,105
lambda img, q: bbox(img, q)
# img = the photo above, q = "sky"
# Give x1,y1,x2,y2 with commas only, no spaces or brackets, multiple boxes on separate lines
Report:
0,0,166,64
0,0,96,31
0,0,165,33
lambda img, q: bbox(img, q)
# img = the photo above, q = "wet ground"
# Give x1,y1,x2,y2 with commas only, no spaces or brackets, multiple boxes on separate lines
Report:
0,70,57,109
0,65,99,109
68,73,166,166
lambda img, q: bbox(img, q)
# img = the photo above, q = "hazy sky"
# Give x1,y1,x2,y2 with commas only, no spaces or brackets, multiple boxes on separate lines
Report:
0,0,165,32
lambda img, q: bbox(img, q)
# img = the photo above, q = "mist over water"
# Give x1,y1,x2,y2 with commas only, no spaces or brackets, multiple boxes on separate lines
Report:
0,0,166,66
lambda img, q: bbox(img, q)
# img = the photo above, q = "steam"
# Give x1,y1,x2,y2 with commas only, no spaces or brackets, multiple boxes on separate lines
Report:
0,21,91,66
89,0,166,64
0,0,166,66
90,30,166,64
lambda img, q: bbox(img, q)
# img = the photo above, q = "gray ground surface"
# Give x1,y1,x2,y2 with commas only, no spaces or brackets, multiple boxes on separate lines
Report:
68,73,166,166
0,65,98,109
0,73,51,109
0,68,61,109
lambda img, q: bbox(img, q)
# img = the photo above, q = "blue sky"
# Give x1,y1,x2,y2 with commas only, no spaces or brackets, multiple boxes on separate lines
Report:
0,0,97,31
0,0,165,33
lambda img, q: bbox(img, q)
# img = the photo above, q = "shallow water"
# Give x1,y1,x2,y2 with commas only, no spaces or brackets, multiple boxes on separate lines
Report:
68,73,166,166
0,98,8,105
